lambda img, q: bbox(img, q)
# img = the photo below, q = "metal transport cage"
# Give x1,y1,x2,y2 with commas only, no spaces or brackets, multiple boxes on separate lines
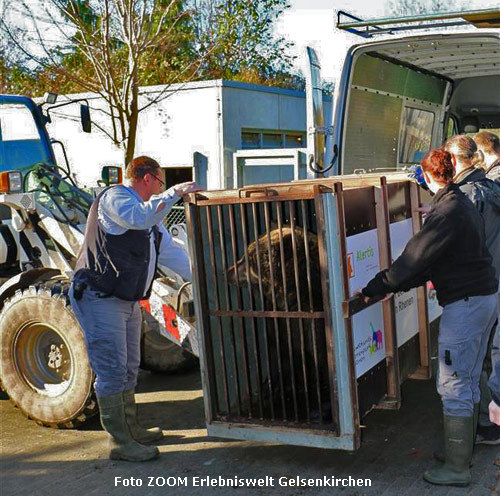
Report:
185,174,437,450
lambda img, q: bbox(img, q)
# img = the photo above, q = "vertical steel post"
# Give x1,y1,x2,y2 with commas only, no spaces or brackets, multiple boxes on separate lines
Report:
290,201,313,422
315,186,340,432
217,205,242,416
334,182,361,446
251,202,275,419
409,182,432,380
185,201,218,423
263,201,287,420
205,206,230,413
228,204,252,417
239,203,264,418
276,202,300,421
374,177,401,408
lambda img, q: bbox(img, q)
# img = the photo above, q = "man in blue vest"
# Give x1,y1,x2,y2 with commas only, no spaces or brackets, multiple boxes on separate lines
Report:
70,156,201,461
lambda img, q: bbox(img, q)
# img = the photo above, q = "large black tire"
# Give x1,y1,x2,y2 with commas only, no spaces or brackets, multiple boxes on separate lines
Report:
140,310,198,374
0,283,97,428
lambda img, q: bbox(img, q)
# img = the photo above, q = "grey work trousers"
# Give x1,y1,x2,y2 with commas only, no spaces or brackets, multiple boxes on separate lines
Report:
70,284,142,397
437,293,498,417
479,292,500,427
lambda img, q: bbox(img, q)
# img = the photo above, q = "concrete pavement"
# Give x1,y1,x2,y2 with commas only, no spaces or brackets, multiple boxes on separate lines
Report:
1,368,499,496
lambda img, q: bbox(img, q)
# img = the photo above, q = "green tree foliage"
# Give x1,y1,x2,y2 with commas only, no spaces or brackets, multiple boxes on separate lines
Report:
190,0,300,88
137,1,195,86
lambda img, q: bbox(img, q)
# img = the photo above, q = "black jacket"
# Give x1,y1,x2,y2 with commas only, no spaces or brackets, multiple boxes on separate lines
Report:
456,167,500,279
362,183,498,306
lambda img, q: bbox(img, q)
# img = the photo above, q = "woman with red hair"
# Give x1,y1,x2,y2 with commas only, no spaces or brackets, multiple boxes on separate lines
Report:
361,149,498,487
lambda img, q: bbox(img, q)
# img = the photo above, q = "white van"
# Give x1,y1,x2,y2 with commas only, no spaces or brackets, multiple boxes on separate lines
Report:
306,9,499,177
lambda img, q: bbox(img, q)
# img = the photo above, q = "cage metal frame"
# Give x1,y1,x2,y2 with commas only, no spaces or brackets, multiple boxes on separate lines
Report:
185,175,431,450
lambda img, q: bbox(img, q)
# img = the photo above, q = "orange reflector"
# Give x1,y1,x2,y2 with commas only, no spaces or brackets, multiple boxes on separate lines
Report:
0,172,9,193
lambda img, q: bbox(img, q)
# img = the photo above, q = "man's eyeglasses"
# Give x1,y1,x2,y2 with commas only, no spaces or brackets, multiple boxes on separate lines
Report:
148,172,165,187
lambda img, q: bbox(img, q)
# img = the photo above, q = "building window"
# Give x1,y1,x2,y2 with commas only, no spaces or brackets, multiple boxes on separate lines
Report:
163,167,193,189
262,133,283,148
241,132,260,149
241,129,306,150
0,104,40,141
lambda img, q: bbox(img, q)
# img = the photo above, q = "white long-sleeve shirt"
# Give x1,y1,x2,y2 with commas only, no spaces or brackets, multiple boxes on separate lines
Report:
97,185,192,288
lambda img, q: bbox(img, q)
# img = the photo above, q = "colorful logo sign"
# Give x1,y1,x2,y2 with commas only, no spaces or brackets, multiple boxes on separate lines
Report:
369,322,383,354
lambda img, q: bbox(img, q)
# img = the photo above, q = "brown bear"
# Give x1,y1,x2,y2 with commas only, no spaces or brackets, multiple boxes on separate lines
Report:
226,226,322,311
226,226,332,424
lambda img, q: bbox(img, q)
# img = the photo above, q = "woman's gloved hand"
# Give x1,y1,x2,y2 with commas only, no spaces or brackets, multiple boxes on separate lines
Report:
408,165,429,191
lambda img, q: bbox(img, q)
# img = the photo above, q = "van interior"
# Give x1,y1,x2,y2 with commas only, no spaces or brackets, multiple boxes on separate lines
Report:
340,32,500,174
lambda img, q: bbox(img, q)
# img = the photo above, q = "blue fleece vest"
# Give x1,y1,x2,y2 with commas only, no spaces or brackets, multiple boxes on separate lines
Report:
74,188,162,301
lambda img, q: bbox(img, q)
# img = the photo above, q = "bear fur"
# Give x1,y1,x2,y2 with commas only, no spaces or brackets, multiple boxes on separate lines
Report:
226,226,322,311
226,226,332,422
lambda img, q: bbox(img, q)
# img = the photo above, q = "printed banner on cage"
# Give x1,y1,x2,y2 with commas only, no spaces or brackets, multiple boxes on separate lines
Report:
346,229,386,377
390,219,419,346
346,229,380,296
352,304,386,378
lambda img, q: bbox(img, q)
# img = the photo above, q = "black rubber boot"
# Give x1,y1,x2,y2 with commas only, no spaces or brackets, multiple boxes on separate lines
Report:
123,389,163,443
424,415,473,487
98,393,159,461
434,403,479,463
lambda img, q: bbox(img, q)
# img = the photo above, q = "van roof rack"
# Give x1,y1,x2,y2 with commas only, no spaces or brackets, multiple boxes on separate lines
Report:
337,8,500,38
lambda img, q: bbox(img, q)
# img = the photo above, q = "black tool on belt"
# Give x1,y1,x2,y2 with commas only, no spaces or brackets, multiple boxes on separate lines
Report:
73,281,87,300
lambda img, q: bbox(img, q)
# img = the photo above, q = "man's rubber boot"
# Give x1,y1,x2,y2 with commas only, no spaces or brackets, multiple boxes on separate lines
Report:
434,403,479,463
423,415,473,487
98,393,159,461
123,389,163,443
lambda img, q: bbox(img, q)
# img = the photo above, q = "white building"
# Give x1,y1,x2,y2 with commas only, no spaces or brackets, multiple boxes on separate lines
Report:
46,80,332,190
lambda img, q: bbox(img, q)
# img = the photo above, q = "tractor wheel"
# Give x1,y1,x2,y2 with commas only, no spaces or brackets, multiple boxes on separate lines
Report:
140,310,198,374
0,283,97,428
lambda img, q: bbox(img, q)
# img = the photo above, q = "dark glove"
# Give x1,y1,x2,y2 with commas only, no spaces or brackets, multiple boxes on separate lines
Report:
72,281,86,300
362,271,390,298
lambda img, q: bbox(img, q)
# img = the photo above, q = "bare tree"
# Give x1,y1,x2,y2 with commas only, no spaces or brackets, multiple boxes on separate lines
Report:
0,0,31,92
1,0,201,164
387,0,466,17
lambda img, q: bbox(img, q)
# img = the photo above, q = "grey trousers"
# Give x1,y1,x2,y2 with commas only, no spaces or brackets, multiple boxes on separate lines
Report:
70,284,142,397
479,292,500,427
437,294,498,417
